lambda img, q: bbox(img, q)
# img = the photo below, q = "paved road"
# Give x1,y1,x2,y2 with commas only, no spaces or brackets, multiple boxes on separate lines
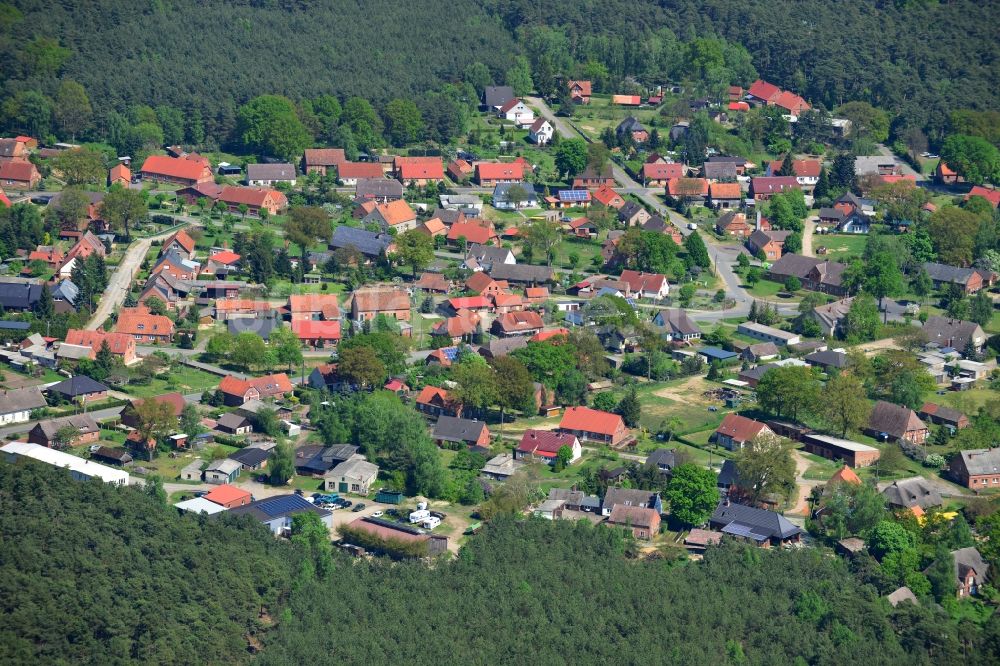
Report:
527,96,757,318
876,143,923,182
86,223,200,331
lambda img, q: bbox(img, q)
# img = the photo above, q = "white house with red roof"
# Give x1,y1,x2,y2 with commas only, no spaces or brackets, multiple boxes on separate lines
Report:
497,99,534,127
559,406,630,446
619,270,670,300
714,414,773,451
515,429,581,464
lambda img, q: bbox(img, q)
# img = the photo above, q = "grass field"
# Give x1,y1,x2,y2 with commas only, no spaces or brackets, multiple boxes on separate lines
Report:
814,233,868,261
121,366,222,398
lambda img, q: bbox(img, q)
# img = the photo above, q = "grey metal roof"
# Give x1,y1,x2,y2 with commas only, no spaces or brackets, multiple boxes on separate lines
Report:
0,386,47,414
489,262,553,284
483,86,515,108
355,178,403,199
0,282,42,309
954,448,1000,477
48,374,109,397
52,279,79,304
710,502,802,540
881,477,942,509
646,448,676,469
804,350,848,368
329,226,393,257
247,163,296,181
432,415,488,444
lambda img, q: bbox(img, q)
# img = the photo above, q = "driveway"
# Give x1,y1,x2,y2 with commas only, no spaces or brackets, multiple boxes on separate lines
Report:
801,217,816,257
86,222,201,331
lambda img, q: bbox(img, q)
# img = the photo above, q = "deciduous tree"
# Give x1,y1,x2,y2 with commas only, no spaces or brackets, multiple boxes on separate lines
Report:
664,463,720,526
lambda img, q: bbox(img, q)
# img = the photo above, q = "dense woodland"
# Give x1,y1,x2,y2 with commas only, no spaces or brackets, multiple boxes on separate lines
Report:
2,463,999,664
0,0,997,151
0,463,296,665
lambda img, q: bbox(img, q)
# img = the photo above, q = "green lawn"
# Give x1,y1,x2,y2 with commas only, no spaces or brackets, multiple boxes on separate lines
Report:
121,367,222,398
814,234,868,262
744,277,799,301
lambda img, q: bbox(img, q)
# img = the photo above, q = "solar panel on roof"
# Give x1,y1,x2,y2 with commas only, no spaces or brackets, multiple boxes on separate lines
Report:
558,189,590,202
443,347,459,360
258,495,307,517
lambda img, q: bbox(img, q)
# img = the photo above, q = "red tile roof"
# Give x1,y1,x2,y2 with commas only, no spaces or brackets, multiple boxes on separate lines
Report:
494,310,543,333
288,294,340,318
710,182,742,199
728,101,750,112
64,329,134,355
748,79,781,102
372,199,415,226
0,160,38,181
131,392,186,417
666,178,709,196
416,385,452,406
773,91,810,114
109,163,131,182
220,373,293,399
338,162,384,179
447,220,497,244
220,186,287,209
291,319,341,340
769,159,821,178
612,95,642,105
592,184,624,208
619,270,668,295
204,484,252,506
164,229,196,254
828,465,861,486
568,80,592,97
966,186,1000,208
351,288,409,313
140,155,211,181
476,162,524,181
530,328,569,342
304,148,346,167
448,296,491,310
559,406,625,437
715,413,768,442
517,429,577,457
396,157,444,180
643,162,684,180
115,307,175,338
208,250,241,265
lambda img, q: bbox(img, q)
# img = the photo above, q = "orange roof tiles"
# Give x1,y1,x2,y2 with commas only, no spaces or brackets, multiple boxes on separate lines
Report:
140,155,211,182
373,199,415,226
204,484,252,506
476,162,525,181
710,182,742,199
559,406,625,437
115,306,174,338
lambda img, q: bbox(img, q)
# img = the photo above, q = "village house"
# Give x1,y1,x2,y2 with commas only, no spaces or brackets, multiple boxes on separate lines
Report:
611,95,641,106
881,477,942,512
492,310,544,337
324,457,379,494
949,448,1000,489
355,177,403,203
63,329,137,364
573,164,615,189
218,373,293,406
965,186,1000,208
350,287,410,322
475,161,524,186
617,201,651,228
203,484,252,509
329,226,395,260
528,118,554,145
0,386,47,425
213,299,273,321
921,316,985,355
415,385,461,418
606,505,661,540
246,163,296,187
710,502,803,547
497,98,534,127
515,430,582,464
616,116,648,143
919,403,969,431
335,161,383,186
219,186,288,217
922,262,984,294
482,85,515,111
432,415,492,451
27,414,100,449
708,182,742,209
291,320,341,348
114,306,174,344
714,414,774,451
46,375,109,404
666,177,709,205
559,406,630,447
866,401,928,443
448,218,500,244
121,393,185,431
287,293,340,322
592,184,626,209
749,176,800,202
716,211,761,237
394,156,445,186
0,159,41,189
766,159,821,191
742,342,779,363
446,159,474,182
619,270,670,300
767,254,849,297
302,148,346,176
602,487,662,516
432,309,481,344
567,80,592,104
139,154,213,186
108,163,131,186
492,182,538,210
642,162,684,187
216,412,253,436
653,309,701,343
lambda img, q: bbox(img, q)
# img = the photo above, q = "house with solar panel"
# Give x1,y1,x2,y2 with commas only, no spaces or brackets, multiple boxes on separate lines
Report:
228,494,333,535
545,189,592,209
